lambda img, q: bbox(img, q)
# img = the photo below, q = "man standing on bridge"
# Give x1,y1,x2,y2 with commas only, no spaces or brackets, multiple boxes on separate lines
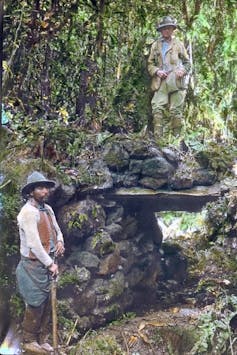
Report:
148,16,190,142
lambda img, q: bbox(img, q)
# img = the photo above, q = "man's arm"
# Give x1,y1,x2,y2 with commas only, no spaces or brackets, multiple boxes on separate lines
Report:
148,41,160,76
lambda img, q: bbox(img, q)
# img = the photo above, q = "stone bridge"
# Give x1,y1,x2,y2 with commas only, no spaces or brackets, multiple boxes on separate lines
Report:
55,180,222,332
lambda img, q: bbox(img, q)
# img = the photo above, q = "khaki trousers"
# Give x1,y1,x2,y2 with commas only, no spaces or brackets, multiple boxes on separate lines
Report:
151,79,186,140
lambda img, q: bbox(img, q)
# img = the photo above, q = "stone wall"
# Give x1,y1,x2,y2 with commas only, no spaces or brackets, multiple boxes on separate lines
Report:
57,195,163,331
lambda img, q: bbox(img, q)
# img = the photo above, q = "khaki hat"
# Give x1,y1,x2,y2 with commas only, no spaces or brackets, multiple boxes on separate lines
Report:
157,16,177,31
21,171,55,196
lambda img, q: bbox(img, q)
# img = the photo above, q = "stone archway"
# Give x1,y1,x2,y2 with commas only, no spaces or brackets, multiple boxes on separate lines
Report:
56,184,221,331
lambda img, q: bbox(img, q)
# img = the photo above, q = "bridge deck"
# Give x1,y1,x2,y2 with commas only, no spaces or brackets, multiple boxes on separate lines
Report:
107,184,222,212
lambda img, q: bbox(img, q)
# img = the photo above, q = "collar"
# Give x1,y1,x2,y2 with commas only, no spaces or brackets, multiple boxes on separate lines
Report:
161,35,174,43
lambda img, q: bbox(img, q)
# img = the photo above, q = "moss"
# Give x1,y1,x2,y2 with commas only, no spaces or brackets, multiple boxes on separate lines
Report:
194,245,237,285
58,270,81,287
152,326,201,354
205,197,229,238
92,204,100,218
71,332,124,355
108,273,124,299
110,312,136,326
91,232,102,249
210,246,237,271
105,303,121,319
195,141,237,174
91,232,116,256
9,294,25,321
57,299,78,332
68,212,88,230
109,284,123,299
0,128,11,161
76,165,106,186
100,242,116,256
59,314,76,334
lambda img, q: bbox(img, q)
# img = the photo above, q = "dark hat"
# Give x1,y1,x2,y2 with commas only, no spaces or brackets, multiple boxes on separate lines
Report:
157,16,177,31
21,171,55,196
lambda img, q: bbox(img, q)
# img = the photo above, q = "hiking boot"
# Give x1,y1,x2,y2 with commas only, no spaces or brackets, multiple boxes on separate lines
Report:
23,341,46,353
40,342,54,353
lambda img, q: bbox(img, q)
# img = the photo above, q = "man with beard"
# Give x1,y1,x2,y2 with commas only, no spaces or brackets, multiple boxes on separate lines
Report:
16,171,64,353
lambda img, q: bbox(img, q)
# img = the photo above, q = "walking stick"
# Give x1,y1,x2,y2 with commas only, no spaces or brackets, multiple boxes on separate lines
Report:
51,265,59,354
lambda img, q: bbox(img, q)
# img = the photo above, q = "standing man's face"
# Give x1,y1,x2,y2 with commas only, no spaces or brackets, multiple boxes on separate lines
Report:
31,185,50,203
160,26,175,40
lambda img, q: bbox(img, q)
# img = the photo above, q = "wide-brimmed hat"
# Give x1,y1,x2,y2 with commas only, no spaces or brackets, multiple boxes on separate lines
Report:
21,171,55,196
157,16,177,31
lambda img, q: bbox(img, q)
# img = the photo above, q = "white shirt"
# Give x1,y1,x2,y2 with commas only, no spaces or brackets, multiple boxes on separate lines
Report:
17,201,64,267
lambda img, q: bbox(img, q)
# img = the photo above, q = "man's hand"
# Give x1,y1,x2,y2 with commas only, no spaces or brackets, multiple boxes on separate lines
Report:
175,68,186,78
55,241,65,256
156,69,168,79
48,263,58,277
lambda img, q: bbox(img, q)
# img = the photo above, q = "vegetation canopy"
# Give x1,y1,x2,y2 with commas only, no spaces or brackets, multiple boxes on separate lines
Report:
2,0,236,143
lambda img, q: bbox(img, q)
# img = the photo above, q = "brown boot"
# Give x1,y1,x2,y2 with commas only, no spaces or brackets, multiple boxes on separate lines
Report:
23,341,46,354
41,342,54,353
22,305,42,344
39,297,53,352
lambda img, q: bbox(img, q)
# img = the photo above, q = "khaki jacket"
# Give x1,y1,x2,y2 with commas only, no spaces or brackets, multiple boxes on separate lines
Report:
148,37,190,92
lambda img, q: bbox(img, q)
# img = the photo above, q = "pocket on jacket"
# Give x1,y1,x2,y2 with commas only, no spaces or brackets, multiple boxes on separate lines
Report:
151,76,161,92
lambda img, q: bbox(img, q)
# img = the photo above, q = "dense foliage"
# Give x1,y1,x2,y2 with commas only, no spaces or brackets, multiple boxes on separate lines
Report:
1,3,237,354
3,0,237,139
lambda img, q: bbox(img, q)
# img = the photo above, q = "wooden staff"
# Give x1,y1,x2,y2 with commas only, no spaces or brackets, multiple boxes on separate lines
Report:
51,271,59,354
